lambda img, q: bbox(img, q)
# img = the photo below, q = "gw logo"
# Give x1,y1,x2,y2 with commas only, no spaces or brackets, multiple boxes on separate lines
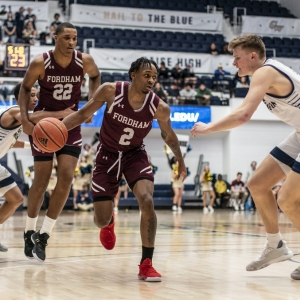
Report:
269,21,284,32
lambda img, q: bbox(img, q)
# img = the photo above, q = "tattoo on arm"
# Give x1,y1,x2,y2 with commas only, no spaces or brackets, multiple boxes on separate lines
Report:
147,215,157,244
161,128,183,160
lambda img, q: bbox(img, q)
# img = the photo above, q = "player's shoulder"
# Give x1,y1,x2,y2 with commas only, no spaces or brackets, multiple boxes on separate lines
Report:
30,54,46,67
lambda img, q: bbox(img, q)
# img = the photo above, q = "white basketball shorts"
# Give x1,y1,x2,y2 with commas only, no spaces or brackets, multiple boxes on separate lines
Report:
0,164,17,196
270,130,300,175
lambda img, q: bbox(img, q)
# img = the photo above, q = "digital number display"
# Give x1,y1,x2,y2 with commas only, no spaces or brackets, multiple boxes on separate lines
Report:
5,44,30,71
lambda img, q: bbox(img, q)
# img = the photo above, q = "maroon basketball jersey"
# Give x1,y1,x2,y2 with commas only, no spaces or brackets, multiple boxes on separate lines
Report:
99,81,160,152
35,50,84,132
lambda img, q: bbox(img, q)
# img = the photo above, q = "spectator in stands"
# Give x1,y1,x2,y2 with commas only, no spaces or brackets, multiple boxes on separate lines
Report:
158,61,170,84
81,78,89,101
82,143,95,166
3,12,16,44
166,83,180,104
245,161,257,211
45,13,62,45
79,155,93,186
73,161,84,210
231,172,248,211
195,83,213,106
214,174,230,208
171,159,184,213
76,183,93,212
220,43,231,55
214,64,230,81
171,63,183,87
25,8,36,30
179,83,197,104
208,43,219,56
153,82,168,103
236,76,250,88
182,64,197,88
233,72,250,87
15,6,25,40
201,165,216,213
22,19,37,45
0,81,9,100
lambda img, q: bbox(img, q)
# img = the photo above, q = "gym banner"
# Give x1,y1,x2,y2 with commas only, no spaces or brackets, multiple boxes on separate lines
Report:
0,1,49,21
79,104,210,130
242,16,300,36
89,48,238,74
70,4,222,31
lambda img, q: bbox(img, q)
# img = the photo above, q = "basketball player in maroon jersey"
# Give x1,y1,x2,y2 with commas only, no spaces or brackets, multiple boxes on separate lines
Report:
63,57,187,281
19,22,100,262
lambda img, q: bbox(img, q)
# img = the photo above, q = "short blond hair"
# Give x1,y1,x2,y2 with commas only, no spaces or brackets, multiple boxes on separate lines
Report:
228,34,266,59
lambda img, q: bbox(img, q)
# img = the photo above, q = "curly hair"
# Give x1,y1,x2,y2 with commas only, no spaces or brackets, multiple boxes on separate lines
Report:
128,57,158,81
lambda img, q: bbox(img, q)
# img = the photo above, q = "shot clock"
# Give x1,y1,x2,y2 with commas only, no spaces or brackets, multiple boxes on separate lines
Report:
4,44,30,71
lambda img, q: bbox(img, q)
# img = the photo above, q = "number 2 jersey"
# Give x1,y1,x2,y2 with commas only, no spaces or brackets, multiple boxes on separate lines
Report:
99,81,160,152
35,50,84,133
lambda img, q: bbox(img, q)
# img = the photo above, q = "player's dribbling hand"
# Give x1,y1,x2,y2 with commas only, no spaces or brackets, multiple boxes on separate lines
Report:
190,122,210,137
22,120,35,136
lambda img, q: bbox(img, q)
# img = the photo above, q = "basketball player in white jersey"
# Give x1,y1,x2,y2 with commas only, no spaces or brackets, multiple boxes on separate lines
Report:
191,34,300,280
0,83,74,253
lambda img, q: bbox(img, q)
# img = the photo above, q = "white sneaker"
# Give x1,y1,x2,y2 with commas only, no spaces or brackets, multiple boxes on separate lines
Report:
177,207,182,213
203,207,208,214
113,207,118,213
240,203,245,211
234,204,239,211
246,240,293,271
208,206,214,213
0,243,8,252
172,205,177,211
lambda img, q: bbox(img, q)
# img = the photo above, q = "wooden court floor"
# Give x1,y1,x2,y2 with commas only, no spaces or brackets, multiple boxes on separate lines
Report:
1,209,300,300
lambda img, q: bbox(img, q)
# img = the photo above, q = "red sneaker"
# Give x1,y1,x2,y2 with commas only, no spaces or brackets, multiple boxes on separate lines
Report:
138,258,162,282
99,213,116,250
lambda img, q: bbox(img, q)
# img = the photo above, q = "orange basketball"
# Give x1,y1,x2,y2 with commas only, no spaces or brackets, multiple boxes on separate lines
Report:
32,117,68,153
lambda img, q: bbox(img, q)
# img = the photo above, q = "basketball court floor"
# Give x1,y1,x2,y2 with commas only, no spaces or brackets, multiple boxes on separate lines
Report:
1,209,299,299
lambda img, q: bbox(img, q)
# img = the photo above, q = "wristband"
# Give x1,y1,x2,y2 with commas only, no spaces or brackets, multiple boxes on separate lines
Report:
24,141,31,149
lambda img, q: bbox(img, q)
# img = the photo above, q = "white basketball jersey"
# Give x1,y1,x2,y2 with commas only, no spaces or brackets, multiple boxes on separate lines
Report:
0,106,22,159
263,59,300,131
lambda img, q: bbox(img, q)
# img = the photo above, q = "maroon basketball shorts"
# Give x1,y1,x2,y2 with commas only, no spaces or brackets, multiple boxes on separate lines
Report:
29,129,82,161
92,146,154,201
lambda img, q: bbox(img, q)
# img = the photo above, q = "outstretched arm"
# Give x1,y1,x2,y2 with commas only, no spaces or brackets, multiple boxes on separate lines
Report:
62,83,115,131
191,67,273,137
155,99,187,182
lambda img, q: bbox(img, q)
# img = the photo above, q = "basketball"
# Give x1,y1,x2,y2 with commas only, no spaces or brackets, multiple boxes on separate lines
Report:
32,117,68,153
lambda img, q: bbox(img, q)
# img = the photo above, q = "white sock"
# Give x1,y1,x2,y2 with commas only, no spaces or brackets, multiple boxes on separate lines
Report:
25,216,38,233
40,216,56,235
266,232,282,248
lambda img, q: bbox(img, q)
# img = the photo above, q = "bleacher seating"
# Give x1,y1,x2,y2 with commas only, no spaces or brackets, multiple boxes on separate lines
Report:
262,36,300,58
75,27,226,53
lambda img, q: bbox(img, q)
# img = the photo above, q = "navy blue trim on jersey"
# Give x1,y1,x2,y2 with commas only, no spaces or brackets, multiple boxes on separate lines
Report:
0,175,15,188
263,64,294,99
292,161,300,174
270,146,295,167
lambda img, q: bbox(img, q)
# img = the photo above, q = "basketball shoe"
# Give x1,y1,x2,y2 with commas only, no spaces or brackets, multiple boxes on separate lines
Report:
246,240,293,271
138,258,162,282
31,231,49,262
24,230,35,259
100,213,116,250
0,242,8,252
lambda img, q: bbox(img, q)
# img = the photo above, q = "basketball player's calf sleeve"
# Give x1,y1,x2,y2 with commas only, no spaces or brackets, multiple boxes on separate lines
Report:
25,216,38,232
